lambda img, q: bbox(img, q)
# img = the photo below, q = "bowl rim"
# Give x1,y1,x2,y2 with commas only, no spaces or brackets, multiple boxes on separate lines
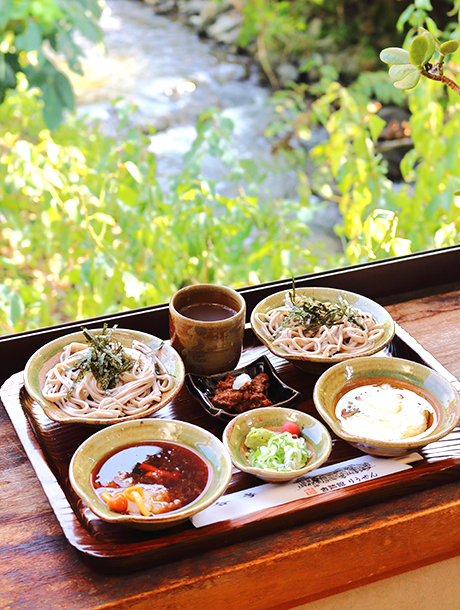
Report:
222,406,333,481
68,418,233,525
250,286,395,364
23,327,185,426
185,354,302,421
313,356,460,448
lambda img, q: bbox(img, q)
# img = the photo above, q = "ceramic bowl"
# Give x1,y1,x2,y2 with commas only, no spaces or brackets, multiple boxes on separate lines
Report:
185,355,302,422
222,406,332,483
24,327,185,425
69,418,233,530
313,356,460,457
250,286,395,374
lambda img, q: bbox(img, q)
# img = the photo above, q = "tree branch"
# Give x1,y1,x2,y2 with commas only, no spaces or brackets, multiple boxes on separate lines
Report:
420,68,460,95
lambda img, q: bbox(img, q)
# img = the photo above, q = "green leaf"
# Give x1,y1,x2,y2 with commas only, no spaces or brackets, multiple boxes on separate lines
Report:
125,161,142,183
420,31,436,64
394,70,421,89
389,64,418,81
440,40,460,56
0,52,20,103
81,0,104,20
54,71,74,110
93,213,116,226
415,0,432,10
0,0,13,29
396,5,414,32
14,19,43,52
391,238,412,257
380,48,411,65
367,114,386,142
410,36,429,67
41,69,75,130
454,190,460,196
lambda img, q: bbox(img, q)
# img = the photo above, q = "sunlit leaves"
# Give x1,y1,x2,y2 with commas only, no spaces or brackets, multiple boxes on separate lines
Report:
124,161,142,184
380,25,459,93
394,69,421,89
379,48,410,65
0,0,103,128
440,40,460,56
389,64,418,81
409,35,430,67
0,92,321,332
380,45,421,90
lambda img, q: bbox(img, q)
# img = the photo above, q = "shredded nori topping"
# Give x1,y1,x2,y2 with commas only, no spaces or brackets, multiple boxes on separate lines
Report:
280,279,366,334
66,324,133,398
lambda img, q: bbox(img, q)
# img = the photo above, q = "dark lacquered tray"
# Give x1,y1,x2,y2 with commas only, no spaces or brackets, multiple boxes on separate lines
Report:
2,323,460,574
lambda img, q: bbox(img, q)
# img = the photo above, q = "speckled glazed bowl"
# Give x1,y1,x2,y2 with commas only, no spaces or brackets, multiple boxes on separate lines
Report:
250,287,395,375
222,406,332,483
69,418,233,530
24,328,185,425
313,356,460,457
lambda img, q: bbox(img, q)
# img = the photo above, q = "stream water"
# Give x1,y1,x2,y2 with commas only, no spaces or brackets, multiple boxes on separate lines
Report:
71,0,342,251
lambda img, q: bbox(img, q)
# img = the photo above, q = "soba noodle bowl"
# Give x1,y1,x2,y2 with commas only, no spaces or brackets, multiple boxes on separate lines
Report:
255,292,385,358
42,339,175,419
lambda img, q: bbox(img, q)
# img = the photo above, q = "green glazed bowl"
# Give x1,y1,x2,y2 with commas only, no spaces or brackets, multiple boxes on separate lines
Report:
222,406,332,483
69,418,233,530
313,356,460,457
24,328,185,425
250,287,395,375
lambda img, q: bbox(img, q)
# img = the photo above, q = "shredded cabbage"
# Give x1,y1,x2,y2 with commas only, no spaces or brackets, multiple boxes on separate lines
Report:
246,430,312,472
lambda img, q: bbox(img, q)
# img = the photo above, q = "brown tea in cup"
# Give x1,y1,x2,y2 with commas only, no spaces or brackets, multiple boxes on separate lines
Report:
169,284,246,375
178,302,238,322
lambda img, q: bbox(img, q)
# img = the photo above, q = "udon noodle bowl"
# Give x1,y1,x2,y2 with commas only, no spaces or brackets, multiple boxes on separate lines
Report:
255,292,385,359
42,339,175,419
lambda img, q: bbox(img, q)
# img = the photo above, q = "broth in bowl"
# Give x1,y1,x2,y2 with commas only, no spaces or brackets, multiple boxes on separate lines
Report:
92,441,211,516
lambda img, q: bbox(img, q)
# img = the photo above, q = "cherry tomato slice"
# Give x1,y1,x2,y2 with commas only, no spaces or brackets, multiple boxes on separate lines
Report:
280,422,301,437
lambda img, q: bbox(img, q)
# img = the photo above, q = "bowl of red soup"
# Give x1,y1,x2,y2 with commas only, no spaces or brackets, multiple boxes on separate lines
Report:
69,419,233,530
313,356,460,457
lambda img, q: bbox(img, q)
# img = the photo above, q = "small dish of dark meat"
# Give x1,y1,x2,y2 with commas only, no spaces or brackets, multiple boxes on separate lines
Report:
210,372,272,413
185,355,302,422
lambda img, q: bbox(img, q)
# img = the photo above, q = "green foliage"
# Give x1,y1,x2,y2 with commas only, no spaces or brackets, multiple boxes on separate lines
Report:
268,52,460,264
0,0,103,129
0,88,325,334
237,0,409,86
3,0,460,336
381,27,460,93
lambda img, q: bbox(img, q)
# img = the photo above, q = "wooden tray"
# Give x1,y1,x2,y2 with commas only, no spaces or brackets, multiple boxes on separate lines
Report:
3,323,460,574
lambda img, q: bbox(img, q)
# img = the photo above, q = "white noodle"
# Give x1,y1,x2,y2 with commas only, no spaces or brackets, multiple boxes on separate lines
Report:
256,294,385,358
42,340,174,419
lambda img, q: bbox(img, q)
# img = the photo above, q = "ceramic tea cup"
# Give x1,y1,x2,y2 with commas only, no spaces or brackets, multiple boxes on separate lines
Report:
169,284,246,375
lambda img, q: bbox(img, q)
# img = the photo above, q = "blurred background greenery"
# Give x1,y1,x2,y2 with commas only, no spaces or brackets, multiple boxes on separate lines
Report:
1,0,460,334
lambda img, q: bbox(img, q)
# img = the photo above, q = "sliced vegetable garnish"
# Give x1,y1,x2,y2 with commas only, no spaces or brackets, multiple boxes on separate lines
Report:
245,429,312,472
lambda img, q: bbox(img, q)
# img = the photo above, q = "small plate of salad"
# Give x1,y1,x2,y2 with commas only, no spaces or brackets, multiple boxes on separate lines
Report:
222,406,332,483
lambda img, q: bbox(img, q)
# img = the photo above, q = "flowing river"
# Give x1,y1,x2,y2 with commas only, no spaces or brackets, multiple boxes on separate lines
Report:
71,0,342,251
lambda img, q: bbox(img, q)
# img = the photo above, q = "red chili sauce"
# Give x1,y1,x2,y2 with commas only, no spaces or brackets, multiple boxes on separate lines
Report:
91,441,210,515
